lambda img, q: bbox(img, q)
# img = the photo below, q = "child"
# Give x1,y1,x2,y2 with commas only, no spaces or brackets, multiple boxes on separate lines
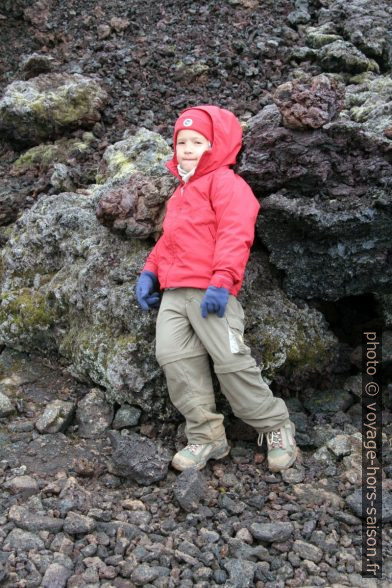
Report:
136,105,298,472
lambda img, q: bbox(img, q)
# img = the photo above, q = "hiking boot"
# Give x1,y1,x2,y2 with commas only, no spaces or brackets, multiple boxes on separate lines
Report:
257,421,298,472
171,438,230,471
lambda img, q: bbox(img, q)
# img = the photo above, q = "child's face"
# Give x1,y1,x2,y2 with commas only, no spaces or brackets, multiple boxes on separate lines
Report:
176,130,210,172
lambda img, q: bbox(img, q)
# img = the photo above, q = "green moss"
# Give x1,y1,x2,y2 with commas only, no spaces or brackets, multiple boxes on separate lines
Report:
49,84,101,125
12,135,93,174
110,152,137,178
0,288,58,330
258,333,283,371
285,327,332,374
307,33,341,49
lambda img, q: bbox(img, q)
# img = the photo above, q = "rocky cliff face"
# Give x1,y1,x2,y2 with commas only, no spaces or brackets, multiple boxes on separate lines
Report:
0,0,391,422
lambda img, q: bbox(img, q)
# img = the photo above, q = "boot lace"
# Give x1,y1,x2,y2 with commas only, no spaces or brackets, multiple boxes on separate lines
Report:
267,430,283,449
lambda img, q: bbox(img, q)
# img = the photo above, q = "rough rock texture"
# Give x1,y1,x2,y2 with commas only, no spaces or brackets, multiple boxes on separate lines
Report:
0,73,108,145
95,129,176,239
98,128,173,182
96,172,175,240
108,430,172,485
75,388,113,438
317,0,392,71
344,73,392,135
35,399,75,433
0,338,390,585
236,250,339,387
10,133,97,176
239,88,392,301
173,468,207,512
272,74,345,129
0,177,37,227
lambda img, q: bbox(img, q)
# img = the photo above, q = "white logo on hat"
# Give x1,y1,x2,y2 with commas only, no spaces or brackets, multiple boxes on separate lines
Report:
183,118,193,127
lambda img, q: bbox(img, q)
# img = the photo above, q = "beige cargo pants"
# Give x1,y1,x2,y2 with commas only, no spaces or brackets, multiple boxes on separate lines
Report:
156,288,290,444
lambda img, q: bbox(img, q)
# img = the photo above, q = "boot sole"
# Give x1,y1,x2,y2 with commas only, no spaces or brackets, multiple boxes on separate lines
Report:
172,446,231,472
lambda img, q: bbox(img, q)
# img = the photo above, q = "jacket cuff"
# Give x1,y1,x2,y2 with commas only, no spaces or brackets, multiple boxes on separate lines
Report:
209,272,234,290
143,261,157,276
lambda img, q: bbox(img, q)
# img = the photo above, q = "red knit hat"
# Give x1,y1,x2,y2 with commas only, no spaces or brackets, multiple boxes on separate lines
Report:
174,108,213,144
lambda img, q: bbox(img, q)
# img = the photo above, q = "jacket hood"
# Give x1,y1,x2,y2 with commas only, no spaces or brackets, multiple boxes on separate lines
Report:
166,104,243,181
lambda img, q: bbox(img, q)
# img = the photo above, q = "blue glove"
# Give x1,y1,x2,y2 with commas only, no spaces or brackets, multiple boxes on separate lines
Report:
201,286,229,318
136,271,161,311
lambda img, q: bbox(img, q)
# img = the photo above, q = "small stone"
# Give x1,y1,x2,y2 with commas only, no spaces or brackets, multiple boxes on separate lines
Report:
281,465,305,484
63,511,96,534
4,475,39,496
97,24,111,40
224,558,257,587
293,539,323,563
5,528,45,551
334,511,361,525
110,17,130,33
0,391,14,417
198,527,220,544
235,527,253,544
173,468,207,512
313,446,335,465
121,499,146,511
346,488,392,522
8,505,63,533
219,493,246,515
113,404,142,429
109,430,172,485
302,559,320,574
41,563,72,588
250,522,294,543
293,483,344,508
76,388,113,438
326,434,352,457
35,399,75,433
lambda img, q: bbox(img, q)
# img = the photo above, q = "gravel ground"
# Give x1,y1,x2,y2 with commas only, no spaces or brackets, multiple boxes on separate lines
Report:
0,349,391,587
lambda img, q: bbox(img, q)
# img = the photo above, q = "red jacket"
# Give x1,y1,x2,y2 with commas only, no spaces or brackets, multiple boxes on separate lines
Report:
143,105,260,296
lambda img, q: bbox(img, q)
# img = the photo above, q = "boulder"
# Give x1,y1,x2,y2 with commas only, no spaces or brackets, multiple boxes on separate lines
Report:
318,40,379,75
97,128,172,182
0,73,107,145
344,74,392,135
95,128,176,240
272,74,345,130
239,81,392,301
96,172,175,240
317,0,392,70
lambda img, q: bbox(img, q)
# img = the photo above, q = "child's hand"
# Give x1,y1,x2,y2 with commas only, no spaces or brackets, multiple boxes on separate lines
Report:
136,271,160,311
201,286,229,318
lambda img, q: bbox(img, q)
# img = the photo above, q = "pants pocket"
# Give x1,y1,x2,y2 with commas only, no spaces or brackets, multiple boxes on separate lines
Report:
225,315,250,355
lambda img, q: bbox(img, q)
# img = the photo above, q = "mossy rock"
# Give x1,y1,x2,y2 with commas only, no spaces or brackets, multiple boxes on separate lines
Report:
98,127,172,183
0,73,107,145
11,133,95,175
